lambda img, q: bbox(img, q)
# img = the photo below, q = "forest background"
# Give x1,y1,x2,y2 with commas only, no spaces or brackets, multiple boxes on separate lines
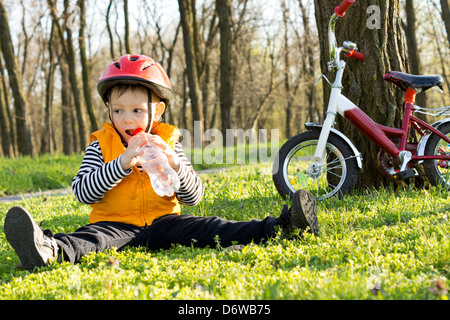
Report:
0,0,449,167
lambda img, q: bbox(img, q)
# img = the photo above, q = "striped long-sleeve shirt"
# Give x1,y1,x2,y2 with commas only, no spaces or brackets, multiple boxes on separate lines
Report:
72,140,204,206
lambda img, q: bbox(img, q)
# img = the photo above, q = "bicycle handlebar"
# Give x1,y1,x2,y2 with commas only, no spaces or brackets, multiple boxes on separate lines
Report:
335,0,356,17
328,0,363,67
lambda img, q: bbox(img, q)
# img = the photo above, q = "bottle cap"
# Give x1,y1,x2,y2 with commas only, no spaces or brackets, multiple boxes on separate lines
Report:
133,128,144,136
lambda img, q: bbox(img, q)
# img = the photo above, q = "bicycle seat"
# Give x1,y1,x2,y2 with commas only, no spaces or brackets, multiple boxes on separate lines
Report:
383,71,444,92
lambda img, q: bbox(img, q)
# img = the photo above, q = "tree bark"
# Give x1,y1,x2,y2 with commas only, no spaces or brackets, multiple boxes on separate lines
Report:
282,0,292,139
178,0,204,126
216,0,233,133
314,0,408,189
40,20,56,155
0,0,34,156
298,0,318,124
427,0,450,94
403,0,427,113
0,54,12,157
0,52,15,156
19,0,29,76
59,54,75,155
440,0,450,47
78,0,98,133
124,0,132,54
48,0,87,151
114,1,123,56
199,9,218,131
106,0,115,60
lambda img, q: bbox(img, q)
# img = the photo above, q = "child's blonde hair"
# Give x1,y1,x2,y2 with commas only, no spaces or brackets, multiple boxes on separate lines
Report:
106,84,150,104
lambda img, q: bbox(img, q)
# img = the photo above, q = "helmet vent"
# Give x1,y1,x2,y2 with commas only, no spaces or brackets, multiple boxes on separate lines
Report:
113,62,121,69
141,61,154,70
129,56,139,61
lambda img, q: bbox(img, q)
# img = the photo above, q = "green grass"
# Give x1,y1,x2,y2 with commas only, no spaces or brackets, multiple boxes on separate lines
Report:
0,153,84,197
0,155,449,300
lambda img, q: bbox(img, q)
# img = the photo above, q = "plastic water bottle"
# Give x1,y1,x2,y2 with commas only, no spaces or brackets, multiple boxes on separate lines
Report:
133,128,180,197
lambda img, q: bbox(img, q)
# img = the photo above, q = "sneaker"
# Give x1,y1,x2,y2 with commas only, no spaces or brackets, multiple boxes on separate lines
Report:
279,189,319,236
4,206,58,270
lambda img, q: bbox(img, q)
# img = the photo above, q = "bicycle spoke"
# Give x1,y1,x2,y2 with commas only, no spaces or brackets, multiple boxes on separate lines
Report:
325,163,344,171
327,181,337,189
327,170,342,178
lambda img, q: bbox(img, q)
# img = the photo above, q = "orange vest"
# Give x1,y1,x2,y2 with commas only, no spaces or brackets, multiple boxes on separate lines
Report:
88,122,181,226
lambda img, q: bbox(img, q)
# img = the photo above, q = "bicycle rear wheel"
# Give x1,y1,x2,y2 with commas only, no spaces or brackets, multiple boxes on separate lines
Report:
272,131,358,200
423,122,450,189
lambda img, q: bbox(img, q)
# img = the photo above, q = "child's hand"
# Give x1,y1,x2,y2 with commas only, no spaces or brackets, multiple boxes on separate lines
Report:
148,134,181,172
120,134,148,171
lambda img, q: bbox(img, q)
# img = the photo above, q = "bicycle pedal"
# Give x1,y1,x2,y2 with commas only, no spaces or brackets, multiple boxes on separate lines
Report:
394,169,416,180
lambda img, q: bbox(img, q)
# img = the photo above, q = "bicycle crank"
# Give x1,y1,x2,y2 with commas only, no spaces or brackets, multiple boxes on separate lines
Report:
377,150,417,179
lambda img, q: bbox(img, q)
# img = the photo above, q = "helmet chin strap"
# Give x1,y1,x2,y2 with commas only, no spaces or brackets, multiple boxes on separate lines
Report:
147,103,155,133
108,103,113,123
146,88,154,133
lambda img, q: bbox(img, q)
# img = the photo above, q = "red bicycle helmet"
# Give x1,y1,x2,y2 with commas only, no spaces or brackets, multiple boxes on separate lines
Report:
97,54,172,105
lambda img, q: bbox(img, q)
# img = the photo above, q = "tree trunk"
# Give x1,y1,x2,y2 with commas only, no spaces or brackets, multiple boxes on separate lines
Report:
216,0,233,133
153,18,182,125
403,0,426,113
63,0,86,150
178,0,204,126
427,0,450,95
282,0,292,139
40,20,56,155
114,2,123,56
181,68,188,130
200,11,218,131
299,0,318,124
106,0,115,60
48,0,87,151
78,0,98,133
314,0,408,190
0,56,12,157
440,0,450,47
0,0,34,156
201,62,210,131
0,52,15,156
124,0,131,54
59,58,75,155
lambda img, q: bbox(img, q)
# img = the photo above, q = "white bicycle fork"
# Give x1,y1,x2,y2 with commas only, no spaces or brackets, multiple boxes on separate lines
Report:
312,61,356,167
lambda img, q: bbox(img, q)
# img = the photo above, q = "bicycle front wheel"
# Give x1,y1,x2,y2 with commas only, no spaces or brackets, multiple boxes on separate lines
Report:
272,131,358,200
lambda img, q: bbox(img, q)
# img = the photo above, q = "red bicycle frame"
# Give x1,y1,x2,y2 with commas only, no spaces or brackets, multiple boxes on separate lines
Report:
343,87,450,162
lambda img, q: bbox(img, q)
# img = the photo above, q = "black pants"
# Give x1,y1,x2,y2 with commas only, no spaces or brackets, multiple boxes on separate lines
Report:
54,214,280,264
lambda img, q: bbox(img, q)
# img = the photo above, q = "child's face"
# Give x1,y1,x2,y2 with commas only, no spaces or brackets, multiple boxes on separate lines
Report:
109,89,149,144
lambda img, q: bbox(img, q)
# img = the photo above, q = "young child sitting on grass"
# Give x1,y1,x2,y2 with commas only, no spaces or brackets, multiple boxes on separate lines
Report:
4,54,319,271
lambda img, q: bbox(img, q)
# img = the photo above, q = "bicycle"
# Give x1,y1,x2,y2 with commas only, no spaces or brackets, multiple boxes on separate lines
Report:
272,0,449,200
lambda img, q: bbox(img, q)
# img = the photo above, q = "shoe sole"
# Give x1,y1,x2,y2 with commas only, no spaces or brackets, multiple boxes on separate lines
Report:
291,189,319,235
4,206,47,270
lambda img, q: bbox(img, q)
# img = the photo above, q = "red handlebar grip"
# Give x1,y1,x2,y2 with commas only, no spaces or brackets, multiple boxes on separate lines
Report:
351,50,365,61
345,49,365,61
335,0,356,17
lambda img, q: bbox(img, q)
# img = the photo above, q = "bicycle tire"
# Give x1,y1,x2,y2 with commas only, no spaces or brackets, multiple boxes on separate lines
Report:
423,122,450,190
272,130,359,200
